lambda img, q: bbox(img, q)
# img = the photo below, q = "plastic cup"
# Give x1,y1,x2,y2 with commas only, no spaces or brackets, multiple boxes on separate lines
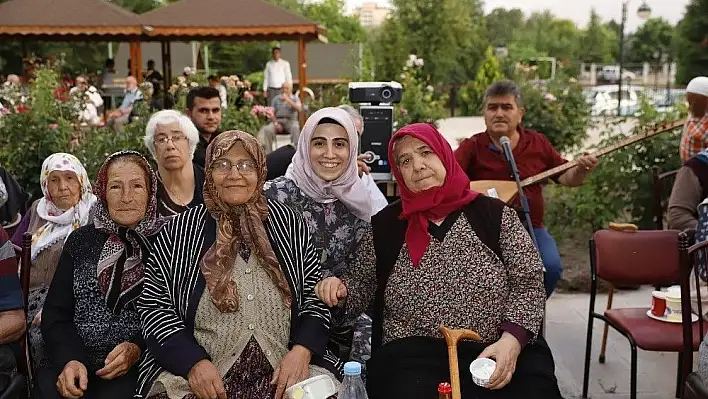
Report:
469,358,496,387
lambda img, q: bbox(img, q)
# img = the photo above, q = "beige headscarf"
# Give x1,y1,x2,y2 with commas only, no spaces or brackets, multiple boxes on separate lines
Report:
202,130,292,313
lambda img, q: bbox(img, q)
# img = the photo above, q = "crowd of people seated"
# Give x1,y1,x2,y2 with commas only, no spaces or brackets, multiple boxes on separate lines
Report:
0,80,596,399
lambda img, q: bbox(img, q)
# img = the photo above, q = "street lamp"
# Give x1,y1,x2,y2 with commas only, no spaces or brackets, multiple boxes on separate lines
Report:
617,1,652,115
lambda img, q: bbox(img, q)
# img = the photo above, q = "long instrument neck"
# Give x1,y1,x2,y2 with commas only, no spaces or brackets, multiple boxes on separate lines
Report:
520,120,685,187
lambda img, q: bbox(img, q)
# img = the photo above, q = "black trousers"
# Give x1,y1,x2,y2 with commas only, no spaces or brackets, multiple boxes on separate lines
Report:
366,336,563,399
32,365,138,399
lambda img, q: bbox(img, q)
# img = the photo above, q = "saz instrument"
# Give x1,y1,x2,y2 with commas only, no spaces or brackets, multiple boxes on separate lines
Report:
469,119,686,203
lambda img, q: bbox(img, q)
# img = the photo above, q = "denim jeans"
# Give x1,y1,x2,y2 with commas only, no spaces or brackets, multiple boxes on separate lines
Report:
533,227,563,297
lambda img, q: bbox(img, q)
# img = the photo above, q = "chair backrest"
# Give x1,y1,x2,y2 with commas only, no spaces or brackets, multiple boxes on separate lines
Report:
652,166,679,230
591,229,682,286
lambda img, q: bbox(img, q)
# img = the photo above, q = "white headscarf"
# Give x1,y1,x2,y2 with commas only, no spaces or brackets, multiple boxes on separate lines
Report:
285,107,372,221
32,153,97,260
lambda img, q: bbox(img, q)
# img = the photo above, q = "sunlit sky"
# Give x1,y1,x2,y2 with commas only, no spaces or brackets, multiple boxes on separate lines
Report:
344,0,690,32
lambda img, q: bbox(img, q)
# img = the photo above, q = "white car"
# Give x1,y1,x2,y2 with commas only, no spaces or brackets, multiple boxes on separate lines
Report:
600,66,636,83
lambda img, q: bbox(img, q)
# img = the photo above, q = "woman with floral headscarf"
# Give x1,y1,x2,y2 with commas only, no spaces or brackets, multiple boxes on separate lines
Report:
264,107,372,368
33,151,165,399
136,131,339,399
316,124,562,399
11,153,96,371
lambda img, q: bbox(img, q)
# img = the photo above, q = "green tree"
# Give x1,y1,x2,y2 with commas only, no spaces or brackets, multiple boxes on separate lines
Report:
580,8,617,64
369,18,408,81
380,0,489,83
485,8,524,47
301,0,366,43
675,0,708,84
627,18,675,63
457,47,504,115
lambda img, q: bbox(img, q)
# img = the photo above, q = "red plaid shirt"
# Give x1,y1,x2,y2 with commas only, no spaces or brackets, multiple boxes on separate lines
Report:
681,116,708,162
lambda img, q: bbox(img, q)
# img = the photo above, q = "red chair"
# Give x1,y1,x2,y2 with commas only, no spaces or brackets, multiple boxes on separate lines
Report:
12,233,32,399
582,229,706,399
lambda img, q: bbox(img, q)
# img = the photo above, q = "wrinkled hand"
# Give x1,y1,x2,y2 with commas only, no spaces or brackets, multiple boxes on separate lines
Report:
96,342,141,380
274,122,284,134
576,153,599,173
188,359,227,399
56,360,88,399
477,333,521,390
315,277,347,307
271,345,311,399
32,309,42,327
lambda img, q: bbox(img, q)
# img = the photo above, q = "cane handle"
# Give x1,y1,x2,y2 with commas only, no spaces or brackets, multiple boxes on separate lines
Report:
439,326,481,399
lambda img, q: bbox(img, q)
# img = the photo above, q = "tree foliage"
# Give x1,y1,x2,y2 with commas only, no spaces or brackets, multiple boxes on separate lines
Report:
627,18,675,63
675,0,708,84
580,8,618,64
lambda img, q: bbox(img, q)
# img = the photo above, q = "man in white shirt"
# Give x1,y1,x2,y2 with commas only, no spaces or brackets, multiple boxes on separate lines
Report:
262,46,293,105
69,75,104,126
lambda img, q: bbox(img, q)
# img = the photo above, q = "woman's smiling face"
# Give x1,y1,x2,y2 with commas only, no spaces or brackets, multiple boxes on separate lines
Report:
308,123,351,182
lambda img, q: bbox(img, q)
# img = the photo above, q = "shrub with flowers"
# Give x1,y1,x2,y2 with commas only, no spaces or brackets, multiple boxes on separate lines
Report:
395,54,448,128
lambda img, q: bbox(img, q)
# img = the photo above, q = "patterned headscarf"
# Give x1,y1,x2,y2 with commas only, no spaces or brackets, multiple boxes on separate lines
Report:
202,131,291,313
285,107,372,221
32,153,96,260
93,151,166,314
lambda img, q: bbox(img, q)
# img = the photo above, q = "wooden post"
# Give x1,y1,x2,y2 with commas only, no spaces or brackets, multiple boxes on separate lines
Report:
297,37,308,127
129,41,143,82
161,41,170,107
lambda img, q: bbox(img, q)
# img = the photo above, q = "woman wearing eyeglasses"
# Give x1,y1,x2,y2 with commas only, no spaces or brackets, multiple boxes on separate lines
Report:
143,110,205,217
135,131,339,399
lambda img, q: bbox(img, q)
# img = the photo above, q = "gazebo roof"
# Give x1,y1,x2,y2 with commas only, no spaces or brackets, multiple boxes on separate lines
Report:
138,0,325,40
0,0,143,38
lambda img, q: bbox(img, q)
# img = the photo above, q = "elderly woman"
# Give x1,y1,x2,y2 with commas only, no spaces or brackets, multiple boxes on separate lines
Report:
135,131,339,399
316,123,562,399
11,153,96,371
33,151,165,399
264,107,372,367
144,110,205,217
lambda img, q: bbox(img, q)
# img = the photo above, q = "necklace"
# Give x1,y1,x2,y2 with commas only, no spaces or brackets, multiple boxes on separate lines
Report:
159,176,188,207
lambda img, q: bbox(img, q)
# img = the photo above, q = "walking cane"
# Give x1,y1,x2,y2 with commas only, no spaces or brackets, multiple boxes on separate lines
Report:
439,326,481,399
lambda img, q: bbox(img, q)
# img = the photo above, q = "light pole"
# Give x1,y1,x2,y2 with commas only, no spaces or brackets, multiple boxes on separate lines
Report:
617,1,652,115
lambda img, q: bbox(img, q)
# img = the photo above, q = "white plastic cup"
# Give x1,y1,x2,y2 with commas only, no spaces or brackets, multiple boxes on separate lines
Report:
285,375,337,399
469,358,496,387
665,291,682,322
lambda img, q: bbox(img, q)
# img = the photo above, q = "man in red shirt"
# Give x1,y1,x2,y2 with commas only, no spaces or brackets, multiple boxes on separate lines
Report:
455,80,598,297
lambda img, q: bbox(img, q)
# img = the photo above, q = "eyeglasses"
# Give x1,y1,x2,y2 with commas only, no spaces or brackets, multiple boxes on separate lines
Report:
154,135,188,146
212,159,257,175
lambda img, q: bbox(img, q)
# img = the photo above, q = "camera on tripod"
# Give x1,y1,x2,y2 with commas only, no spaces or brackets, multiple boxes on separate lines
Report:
347,82,402,181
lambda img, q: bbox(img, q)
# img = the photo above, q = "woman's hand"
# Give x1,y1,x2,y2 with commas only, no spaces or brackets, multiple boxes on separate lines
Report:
96,342,141,380
476,332,521,390
271,345,311,399
314,277,347,307
56,360,88,398
187,359,227,399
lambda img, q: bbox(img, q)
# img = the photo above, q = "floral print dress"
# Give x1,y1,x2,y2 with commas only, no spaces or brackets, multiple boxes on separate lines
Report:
264,177,371,369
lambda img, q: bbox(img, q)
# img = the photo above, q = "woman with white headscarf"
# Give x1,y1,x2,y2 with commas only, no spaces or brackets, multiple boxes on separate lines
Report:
264,107,373,373
11,153,97,371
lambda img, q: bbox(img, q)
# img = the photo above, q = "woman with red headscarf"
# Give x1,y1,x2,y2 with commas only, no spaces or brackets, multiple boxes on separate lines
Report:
315,123,562,399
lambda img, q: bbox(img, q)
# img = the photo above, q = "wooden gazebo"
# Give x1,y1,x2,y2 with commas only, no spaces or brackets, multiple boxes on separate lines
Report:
138,0,326,124
0,0,146,76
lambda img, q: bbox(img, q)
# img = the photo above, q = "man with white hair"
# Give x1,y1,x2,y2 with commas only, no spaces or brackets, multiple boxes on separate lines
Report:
143,109,204,217
106,76,143,130
680,76,708,162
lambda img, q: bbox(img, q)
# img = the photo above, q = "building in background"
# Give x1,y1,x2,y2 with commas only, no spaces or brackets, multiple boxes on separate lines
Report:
353,1,390,27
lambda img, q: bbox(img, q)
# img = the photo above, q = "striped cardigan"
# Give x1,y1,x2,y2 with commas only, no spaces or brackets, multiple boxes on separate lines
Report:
134,200,342,397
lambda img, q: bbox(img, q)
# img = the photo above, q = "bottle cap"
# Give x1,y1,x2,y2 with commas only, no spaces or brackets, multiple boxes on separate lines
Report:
438,382,452,393
343,361,362,376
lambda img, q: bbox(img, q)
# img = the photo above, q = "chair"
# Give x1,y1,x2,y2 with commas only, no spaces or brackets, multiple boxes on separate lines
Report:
652,166,680,230
11,233,32,399
582,229,706,399
684,372,708,399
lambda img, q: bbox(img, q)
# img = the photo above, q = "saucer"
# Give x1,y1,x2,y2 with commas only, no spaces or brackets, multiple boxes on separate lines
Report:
646,310,699,323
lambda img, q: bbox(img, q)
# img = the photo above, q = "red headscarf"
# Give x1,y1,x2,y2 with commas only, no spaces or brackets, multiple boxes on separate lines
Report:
388,123,480,267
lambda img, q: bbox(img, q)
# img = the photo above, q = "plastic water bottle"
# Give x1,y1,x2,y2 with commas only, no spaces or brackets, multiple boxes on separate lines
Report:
339,361,369,399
